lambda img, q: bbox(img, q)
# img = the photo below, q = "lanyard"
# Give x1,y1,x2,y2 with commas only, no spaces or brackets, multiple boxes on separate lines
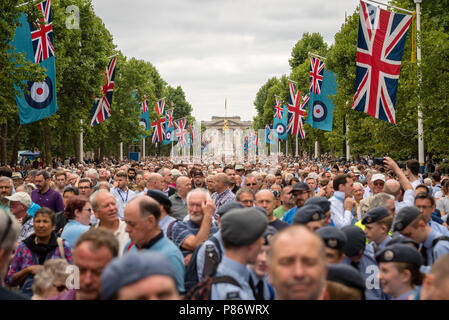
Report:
117,188,128,203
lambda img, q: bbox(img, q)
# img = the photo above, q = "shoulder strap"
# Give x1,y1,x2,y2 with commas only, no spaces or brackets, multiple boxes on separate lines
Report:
209,235,223,260
56,237,65,260
212,275,241,288
431,236,449,249
166,220,177,240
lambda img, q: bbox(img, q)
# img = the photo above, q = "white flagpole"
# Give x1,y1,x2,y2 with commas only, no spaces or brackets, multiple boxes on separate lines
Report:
415,0,424,168
120,143,123,161
79,119,84,163
142,137,145,160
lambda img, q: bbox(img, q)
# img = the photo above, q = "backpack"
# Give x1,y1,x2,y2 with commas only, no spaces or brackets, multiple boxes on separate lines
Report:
184,275,241,300
184,236,223,292
431,236,449,261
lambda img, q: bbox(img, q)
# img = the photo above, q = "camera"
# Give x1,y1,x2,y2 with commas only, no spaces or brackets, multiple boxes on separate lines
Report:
373,157,384,166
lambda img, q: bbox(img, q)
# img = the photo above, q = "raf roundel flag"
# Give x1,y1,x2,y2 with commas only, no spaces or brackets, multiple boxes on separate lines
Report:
11,0,58,125
306,69,337,132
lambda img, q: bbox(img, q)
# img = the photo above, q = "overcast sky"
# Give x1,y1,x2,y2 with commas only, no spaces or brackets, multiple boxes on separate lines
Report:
90,0,360,122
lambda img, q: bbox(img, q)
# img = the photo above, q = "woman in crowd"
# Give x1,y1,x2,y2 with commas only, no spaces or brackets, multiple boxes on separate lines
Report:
61,196,92,248
6,207,72,297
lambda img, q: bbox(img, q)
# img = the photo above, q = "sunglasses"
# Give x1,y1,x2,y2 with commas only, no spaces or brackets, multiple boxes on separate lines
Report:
246,183,257,186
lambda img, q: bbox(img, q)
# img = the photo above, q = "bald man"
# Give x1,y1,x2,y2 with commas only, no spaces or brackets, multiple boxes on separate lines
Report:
211,173,236,213
255,190,289,231
143,172,164,194
169,176,192,221
268,225,328,300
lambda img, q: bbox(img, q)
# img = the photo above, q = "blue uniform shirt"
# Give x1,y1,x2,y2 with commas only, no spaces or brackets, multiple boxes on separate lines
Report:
419,228,449,274
247,266,275,300
341,244,386,300
211,256,255,300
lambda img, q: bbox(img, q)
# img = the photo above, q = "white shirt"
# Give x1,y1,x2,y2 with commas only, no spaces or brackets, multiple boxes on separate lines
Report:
363,186,373,199
395,189,415,212
411,179,421,190
111,187,136,220
94,220,130,257
330,191,353,229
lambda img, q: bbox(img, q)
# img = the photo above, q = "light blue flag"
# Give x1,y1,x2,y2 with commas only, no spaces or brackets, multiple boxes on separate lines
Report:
265,125,276,144
139,110,150,139
273,104,288,140
11,10,58,125
306,69,337,132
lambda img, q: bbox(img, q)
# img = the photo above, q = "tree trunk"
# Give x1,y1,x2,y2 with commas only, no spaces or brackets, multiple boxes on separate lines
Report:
73,132,79,163
1,122,7,165
61,131,66,161
11,124,21,166
99,142,104,162
43,121,52,166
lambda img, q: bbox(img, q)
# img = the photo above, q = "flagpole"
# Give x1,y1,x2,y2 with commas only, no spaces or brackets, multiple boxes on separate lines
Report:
80,119,84,163
415,0,424,169
365,0,414,14
120,143,123,162
142,137,145,161
308,52,327,60
296,136,298,157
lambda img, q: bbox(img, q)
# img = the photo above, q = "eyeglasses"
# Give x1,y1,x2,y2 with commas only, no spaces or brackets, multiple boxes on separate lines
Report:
0,213,12,245
373,182,384,187
246,183,257,186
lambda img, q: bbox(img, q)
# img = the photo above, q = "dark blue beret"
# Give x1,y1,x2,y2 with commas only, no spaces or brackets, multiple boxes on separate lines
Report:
392,206,420,232
305,196,331,213
316,226,347,250
362,207,389,225
293,204,324,225
341,225,366,257
375,244,423,266
327,264,365,293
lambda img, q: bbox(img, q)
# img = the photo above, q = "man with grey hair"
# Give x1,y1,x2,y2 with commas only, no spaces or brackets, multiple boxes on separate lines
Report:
0,177,13,214
0,209,27,299
169,188,219,265
91,190,130,256
158,168,175,196
123,196,185,293
267,225,328,300
368,193,396,216
86,168,99,191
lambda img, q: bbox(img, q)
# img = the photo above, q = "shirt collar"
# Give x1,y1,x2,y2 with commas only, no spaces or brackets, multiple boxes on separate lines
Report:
423,228,438,248
141,231,164,250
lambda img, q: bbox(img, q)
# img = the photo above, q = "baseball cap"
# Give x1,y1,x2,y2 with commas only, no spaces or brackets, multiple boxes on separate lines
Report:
5,192,31,207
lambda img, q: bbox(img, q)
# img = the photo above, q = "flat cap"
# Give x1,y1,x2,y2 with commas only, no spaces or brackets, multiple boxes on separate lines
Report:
327,264,365,293
386,237,419,250
216,201,244,217
147,189,172,207
5,192,31,207
362,207,389,225
305,196,331,213
341,225,366,257
375,244,423,266
316,226,347,250
289,181,311,193
392,206,420,232
221,207,268,246
101,251,177,300
292,204,324,225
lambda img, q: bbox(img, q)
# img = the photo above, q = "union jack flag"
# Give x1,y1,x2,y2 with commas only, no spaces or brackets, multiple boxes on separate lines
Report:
309,56,324,95
165,109,174,128
174,118,188,147
30,0,54,64
201,134,209,152
155,98,165,116
140,96,149,113
151,116,166,143
352,1,412,124
287,81,309,139
274,97,284,119
90,56,117,127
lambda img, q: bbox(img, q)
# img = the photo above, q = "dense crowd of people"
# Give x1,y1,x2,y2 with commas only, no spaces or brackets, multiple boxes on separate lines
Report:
0,155,448,300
